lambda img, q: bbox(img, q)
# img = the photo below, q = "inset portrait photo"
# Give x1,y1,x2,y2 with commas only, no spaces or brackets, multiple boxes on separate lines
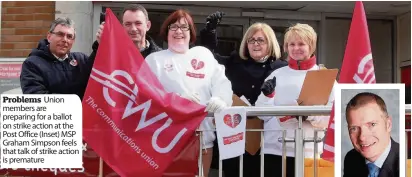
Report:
334,84,406,177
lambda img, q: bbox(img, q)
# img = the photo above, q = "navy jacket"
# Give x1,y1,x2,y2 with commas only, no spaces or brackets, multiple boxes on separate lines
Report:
343,138,399,177
88,35,162,61
20,39,94,100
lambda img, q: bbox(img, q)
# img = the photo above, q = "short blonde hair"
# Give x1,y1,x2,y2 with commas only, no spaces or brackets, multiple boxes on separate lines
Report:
284,23,317,56
239,22,281,60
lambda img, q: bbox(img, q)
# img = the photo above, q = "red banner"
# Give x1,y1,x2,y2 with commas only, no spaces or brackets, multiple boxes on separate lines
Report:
0,63,21,79
82,8,206,177
162,136,200,177
322,1,376,162
0,63,22,94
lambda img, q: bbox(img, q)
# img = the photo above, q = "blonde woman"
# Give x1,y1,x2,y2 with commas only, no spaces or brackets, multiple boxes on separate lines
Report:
256,23,336,177
200,20,286,177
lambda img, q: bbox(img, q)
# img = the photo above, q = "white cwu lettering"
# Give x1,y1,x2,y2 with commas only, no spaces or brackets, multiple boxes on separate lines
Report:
353,53,375,83
94,68,188,154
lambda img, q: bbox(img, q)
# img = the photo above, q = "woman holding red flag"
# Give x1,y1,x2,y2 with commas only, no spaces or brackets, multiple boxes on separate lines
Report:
256,23,337,177
145,9,233,177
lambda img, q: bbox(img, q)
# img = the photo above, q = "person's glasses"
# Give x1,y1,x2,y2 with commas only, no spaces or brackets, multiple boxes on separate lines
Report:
168,24,190,31
50,31,75,40
247,38,266,45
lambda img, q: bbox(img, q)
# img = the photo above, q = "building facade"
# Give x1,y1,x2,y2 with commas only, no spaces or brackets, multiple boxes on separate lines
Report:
1,1,410,113
0,1,410,90
1,1,410,81
0,1,411,175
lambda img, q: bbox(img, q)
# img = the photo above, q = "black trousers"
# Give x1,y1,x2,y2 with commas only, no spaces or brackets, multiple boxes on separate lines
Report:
211,136,261,177
264,154,295,177
222,149,261,177
210,136,295,177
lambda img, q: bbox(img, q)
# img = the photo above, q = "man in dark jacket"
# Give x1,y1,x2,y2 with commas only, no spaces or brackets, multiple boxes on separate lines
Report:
92,4,162,59
20,17,93,100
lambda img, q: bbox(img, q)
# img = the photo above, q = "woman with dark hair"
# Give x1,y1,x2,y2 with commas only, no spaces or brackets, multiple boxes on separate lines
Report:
144,9,233,177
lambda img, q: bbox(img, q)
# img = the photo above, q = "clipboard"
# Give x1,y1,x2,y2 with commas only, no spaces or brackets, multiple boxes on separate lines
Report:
297,69,338,106
232,95,262,155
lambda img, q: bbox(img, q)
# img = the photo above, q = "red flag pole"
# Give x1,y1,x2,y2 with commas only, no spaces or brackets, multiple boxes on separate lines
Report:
198,131,203,177
99,158,103,177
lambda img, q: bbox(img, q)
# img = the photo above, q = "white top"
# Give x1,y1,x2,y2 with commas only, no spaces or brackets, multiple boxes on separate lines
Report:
255,65,337,157
144,46,233,106
144,46,233,147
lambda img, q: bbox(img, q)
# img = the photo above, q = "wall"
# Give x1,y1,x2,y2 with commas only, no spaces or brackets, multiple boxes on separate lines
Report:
323,17,394,83
0,1,55,58
397,12,411,82
55,1,93,54
398,12,411,66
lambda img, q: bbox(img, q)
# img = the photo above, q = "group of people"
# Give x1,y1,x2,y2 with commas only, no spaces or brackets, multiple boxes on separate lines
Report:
18,3,398,177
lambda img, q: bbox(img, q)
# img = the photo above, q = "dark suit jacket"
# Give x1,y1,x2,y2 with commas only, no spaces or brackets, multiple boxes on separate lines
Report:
343,138,399,177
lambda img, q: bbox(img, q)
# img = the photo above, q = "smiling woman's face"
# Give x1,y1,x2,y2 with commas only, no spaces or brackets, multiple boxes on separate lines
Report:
286,35,310,61
167,18,191,53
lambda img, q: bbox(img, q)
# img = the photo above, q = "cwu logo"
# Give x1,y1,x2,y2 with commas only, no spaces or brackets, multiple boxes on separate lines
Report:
353,53,376,83
89,68,188,154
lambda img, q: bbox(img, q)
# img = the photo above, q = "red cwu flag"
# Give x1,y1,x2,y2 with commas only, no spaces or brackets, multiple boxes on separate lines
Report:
82,8,206,177
322,1,376,162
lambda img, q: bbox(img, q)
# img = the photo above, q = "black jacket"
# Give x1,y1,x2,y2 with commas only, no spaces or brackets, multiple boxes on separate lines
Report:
200,28,287,105
89,35,162,61
141,36,162,58
343,138,399,177
20,39,93,100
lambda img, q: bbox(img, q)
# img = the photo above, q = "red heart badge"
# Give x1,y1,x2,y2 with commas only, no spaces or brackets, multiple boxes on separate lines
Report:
191,59,205,70
223,114,242,128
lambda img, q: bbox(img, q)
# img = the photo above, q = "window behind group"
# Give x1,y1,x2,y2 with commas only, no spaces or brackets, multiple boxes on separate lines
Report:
194,23,243,57
108,7,287,60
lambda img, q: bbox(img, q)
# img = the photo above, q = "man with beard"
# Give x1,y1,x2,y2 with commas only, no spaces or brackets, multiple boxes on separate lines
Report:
93,4,162,58
343,92,399,177
20,17,93,100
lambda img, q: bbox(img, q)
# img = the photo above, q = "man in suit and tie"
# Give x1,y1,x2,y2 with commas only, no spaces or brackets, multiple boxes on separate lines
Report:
343,92,399,177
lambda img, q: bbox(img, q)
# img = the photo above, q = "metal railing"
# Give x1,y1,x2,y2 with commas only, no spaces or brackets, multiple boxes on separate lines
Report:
197,105,412,177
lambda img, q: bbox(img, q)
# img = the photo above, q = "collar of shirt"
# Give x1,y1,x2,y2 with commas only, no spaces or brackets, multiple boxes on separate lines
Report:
53,53,69,62
366,140,391,168
140,40,150,52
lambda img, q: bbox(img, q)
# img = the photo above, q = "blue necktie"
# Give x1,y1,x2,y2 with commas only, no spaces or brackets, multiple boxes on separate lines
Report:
367,163,379,177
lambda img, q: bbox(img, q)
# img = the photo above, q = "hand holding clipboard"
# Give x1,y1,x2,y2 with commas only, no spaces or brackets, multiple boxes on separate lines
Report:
297,69,338,106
